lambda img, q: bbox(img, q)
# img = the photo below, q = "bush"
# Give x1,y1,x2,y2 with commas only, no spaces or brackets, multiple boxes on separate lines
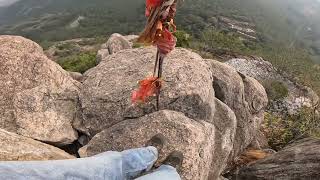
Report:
174,30,191,48
263,108,320,151
57,52,97,73
39,40,54,50
198,29,249,52
262,80,289,101
54,43,81,57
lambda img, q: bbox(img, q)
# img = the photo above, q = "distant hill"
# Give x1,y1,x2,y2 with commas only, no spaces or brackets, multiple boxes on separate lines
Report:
1,0,320,100
0,0,319,63
0,0,145,39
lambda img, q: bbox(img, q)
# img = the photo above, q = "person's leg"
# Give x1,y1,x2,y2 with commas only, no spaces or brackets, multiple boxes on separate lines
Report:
121,146,158,179
0,151,122,180
135,165,181,180
0,147,158,180
135,150,184,180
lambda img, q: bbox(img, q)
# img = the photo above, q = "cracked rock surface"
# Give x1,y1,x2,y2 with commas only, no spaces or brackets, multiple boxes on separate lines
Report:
77,46,268,179
0,35,80,145
0,35,269,179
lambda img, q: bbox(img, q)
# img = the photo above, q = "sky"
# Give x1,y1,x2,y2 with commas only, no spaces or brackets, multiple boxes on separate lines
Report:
0,0,19,7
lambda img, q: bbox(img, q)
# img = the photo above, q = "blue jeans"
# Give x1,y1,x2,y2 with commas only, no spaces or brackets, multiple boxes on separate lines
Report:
0,147,181,180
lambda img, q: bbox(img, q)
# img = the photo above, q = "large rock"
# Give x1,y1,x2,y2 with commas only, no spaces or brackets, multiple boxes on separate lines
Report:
0,129,74,161
96,48,110,64
234,138,320,179
123,35,139,43
208,99,237,180
102,33,131,55
80,106,237,179
78,47,215,135
205,60,268,160
124,34,139,47
0,35,80,145
97,34,133,64
76,47,267,179
248,130,269,150
79,110,216,180
225,57,276,81
68,71,83,82
226,57,319,115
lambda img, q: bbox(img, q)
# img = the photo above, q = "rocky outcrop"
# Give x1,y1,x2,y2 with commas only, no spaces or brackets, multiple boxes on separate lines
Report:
102,33,131,54
96,33,133,64
45,38,97,61
0,129,74,161
225,57,275,81
208,99,237,179
78,47,216,135
0,35,80,145
75,46,268,179
249,130,270,150
123,35,139,46
234,138,320,179
80,110,215,180
96,48,110,64
68,71,83,82
226,57,319,115
206,60,268,160
218,16,257,40
0,35,269,179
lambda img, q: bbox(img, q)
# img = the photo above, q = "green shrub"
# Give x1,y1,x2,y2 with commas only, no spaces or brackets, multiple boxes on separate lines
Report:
198,29,249,52
54,43,81,57
262,80,289,101
263,113,293,150
39,40,54,50
56,43,74,50
263,108,320,151
174,30,191,48
57,52,97,73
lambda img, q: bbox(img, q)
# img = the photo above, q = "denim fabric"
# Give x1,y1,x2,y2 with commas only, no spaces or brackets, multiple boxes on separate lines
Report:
0,147,180,180
135,165,181,180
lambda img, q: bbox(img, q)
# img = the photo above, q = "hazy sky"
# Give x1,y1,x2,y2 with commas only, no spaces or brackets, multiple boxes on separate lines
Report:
0,0,19,7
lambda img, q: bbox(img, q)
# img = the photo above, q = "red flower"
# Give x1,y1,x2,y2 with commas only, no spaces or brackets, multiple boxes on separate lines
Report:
146,0,162,9
132,77,162,104
145,0,162,17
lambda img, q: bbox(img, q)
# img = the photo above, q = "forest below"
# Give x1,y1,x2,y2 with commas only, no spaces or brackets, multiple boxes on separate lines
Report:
1,0,320,94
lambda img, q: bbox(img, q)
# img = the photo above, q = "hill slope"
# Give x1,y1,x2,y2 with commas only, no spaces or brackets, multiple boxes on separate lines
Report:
0,0,319,47
1,0,320,94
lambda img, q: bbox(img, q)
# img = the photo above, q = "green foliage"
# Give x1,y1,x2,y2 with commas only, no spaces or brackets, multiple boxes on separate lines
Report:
54,43,81,57
174,30,191,48
189,27,320,97
263,108,320,151
0,0,146,42
203,29,248,50
247,45,320,96
1,0,320,98
39,40,54,50
57,52,97,73
2,0,319,49
77,37,106,46
263,80,289,101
